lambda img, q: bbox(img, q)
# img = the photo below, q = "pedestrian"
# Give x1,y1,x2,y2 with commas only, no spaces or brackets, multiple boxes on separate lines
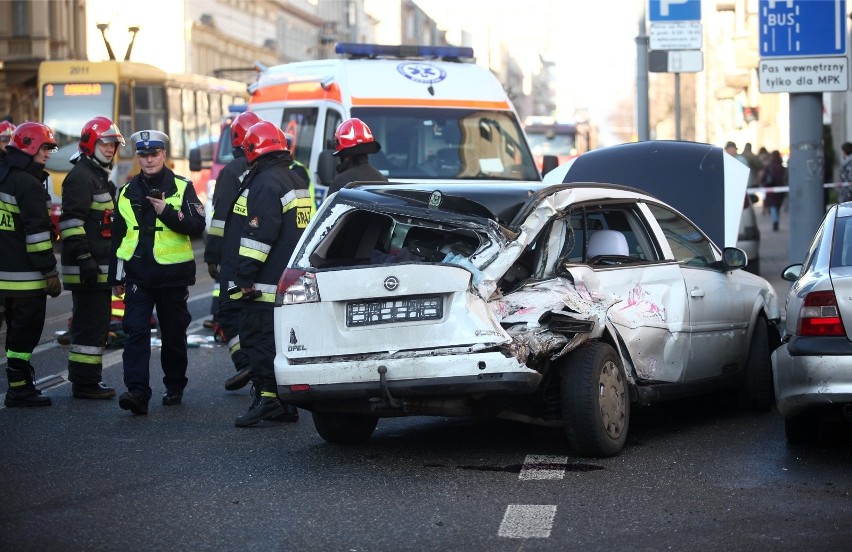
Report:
204,110,261,392
0,122,62,407
60,116,125,400
110,130,206,416
326,118,388,196
762,150,786,231
724,141,746,164
838,142,852,203
228,121,314,427
742,143,764,188
0,120,15,165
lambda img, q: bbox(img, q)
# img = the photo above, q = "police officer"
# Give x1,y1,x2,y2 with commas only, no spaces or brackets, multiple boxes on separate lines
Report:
109,130,206,416
0,122,61,407
204,110,260,392
326,118,388,196
228,121,314,427
60,116,124,400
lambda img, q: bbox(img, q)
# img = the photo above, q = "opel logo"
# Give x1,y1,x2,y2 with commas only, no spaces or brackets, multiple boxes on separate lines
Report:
384,276,400,291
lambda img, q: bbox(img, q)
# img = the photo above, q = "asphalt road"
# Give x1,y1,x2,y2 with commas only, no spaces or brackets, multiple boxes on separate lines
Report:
1,236,851,551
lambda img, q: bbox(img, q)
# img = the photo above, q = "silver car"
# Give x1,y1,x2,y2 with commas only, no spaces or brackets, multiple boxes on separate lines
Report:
772,202,852,443
274,142,780,457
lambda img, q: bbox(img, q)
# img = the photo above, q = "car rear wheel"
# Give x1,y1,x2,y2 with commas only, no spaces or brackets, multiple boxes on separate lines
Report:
738,316,774,410
312,412,379,444
561,342,629,457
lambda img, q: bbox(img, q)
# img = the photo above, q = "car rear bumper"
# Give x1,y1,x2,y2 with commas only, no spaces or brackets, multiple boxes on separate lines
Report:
772,339,852,418
275,352,542,401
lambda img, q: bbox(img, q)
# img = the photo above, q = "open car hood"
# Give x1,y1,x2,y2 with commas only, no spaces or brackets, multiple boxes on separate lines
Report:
543,140,748,248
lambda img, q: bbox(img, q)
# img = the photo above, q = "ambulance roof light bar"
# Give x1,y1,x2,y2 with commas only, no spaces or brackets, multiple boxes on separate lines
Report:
334,43,475,62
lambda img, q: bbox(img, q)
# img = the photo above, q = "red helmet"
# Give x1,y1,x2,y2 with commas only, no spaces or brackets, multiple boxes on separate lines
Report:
79,116,124,156
9,122,58,156
0,120,16,139
333,118,380,156
231,111,262,148
243,121,287,164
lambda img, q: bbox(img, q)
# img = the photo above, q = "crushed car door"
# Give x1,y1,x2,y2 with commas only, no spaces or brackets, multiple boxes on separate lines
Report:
556,203,692,384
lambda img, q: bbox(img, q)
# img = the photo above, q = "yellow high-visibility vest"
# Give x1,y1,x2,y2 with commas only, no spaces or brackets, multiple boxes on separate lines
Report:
115,178,193,264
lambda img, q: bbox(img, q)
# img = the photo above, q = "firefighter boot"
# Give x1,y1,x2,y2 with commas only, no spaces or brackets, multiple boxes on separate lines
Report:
234,388,284,427
5,367,52,407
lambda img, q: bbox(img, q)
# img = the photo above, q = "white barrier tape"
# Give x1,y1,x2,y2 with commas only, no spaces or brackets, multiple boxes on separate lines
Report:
748,182,852,194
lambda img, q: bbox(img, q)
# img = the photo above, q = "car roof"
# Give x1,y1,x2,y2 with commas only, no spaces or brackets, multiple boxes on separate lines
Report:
336,181,657,227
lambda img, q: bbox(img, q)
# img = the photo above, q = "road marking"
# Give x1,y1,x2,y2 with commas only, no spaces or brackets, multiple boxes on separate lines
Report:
518,454,568,480
498,504,557,538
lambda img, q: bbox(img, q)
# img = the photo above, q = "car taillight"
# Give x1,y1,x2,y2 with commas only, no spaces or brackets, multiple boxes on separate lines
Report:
275,268,319,306
797,290,846,336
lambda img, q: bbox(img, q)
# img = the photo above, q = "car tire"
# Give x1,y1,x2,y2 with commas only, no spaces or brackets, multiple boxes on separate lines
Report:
312,412,378,444
738,316,774,410
560,342,629,458
784,411,819,444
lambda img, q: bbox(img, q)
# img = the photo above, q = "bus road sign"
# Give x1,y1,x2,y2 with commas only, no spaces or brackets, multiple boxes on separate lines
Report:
759,0,846,58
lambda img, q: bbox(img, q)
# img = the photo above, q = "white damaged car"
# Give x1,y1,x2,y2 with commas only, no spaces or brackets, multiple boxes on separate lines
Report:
273,141,780,457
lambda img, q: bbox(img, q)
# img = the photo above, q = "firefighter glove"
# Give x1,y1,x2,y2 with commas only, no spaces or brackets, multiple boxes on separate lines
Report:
78,253,100,285
43,270,62,298
207,262,219,279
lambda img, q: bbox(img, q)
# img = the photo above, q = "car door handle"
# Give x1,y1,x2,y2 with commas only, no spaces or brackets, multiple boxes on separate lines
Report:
689,289,705,298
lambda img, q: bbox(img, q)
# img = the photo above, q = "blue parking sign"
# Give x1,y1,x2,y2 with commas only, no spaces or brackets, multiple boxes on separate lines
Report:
649,0,702,21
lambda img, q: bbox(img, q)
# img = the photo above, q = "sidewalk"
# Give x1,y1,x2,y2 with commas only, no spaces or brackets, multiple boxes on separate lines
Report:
754,197,793,299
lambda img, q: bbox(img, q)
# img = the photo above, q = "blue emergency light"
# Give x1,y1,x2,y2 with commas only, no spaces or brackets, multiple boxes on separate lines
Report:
335,43,474,61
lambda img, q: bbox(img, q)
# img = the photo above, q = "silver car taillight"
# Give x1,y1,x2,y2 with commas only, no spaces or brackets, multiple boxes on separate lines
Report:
275,269,320,306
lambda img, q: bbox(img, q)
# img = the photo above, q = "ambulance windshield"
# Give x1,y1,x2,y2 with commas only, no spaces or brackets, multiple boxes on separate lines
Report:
350,107,540,181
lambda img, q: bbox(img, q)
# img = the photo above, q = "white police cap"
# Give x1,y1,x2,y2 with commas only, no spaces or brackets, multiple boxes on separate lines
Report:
130,130,168,154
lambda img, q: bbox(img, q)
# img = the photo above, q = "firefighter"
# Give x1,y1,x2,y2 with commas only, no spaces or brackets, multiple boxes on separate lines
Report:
204,110,260,392
0,120,15,165
0,122,62,407
110,130,206,416
59,116,124,400
283,132,316,207
227,121,313,427
326,118,388,195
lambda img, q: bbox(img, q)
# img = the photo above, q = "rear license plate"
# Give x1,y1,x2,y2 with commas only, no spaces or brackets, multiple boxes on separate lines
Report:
346,295,442,327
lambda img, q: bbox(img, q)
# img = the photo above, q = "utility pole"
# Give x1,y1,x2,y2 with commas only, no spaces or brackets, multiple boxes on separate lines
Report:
636,7,650,142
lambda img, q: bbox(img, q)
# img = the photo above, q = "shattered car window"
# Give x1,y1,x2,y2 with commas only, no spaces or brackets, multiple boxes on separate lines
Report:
534,203,662,275
308,209,484,269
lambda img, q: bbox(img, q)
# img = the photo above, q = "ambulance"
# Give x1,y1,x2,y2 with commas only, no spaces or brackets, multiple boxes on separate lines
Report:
247,43,546,203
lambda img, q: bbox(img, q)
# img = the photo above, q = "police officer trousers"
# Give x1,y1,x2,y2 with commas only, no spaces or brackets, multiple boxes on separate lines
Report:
121,284,191,403
217,290,250,373
238,305,275,392
3,295,46,372
68,289,111,385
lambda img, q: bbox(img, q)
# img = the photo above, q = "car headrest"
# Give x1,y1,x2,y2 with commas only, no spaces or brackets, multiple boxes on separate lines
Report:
587,229,629,258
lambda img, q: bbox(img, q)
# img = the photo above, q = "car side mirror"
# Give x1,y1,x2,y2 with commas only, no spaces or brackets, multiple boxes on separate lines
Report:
189,147,203,172
782,263,803,282
541,154,559,177
318,150,336,185
722,247,747,270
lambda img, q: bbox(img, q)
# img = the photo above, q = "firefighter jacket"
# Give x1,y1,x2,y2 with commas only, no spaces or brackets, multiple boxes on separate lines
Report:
328,154,388,195
0,147,57,297
289,158,316,208
59,154,116,290
232,150,313,308
204,148,248,266
109,167,205,289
